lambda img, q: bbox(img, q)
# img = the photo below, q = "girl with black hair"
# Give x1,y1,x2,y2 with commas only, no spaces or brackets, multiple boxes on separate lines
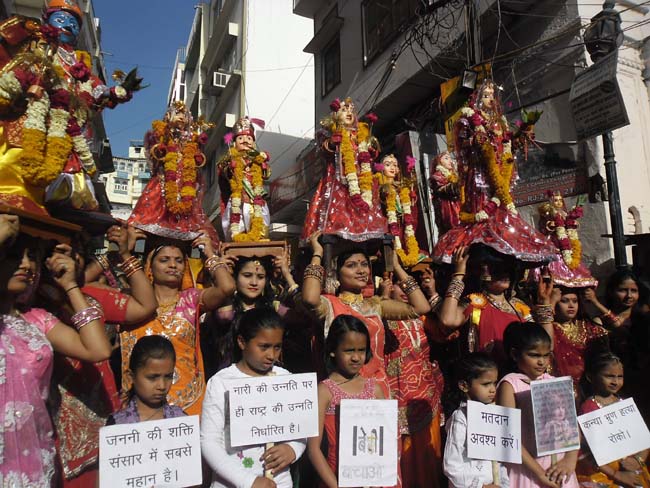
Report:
107,335,184,424
201,308,306,488
303,231,430,397
577,351,649,488
204,254,292,377
444,352,509,488
497,322,579,488
307,315,383,488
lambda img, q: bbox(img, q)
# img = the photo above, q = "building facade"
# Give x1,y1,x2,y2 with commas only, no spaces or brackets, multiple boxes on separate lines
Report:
296,0,650,272
169,0,316,240
101,141,150,220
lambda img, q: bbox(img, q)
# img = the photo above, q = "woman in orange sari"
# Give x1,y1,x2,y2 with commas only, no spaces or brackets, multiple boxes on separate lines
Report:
119,234,235,415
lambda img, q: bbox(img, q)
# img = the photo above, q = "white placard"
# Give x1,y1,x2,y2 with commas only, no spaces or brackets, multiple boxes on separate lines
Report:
226,372,318,447
530,376,581,457
578,397,650,466
338,399,398,487
99,415,201,488
467,400,522,464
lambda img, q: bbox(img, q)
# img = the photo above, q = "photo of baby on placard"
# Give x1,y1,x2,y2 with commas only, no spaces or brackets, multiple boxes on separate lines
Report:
530,377,580,456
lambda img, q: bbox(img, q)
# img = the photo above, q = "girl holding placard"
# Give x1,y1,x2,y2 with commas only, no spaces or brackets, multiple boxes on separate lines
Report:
201,308,306,488
497,322,579,488
577,351,649,488
307,315,384,488
444,352,509,488
107,336,185,424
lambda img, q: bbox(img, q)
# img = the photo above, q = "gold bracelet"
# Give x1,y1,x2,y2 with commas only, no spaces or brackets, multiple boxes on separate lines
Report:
399,276,420,295
304,263,325,282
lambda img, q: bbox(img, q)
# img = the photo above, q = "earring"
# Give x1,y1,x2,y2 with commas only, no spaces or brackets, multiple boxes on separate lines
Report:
329,353,335,357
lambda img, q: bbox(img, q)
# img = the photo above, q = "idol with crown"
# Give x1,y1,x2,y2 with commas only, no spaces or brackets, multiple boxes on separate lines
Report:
301,97,387,245
0,0,143,216
217,116,271,242
128,101,218,242
433,79,555,265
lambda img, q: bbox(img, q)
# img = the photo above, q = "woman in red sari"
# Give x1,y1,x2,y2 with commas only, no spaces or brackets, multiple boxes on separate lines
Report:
383,272,445,488
42,225,157,487
437,244,552,367
302,232,430,397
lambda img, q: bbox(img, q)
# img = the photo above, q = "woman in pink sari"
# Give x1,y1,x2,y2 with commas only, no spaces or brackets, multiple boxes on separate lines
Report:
0,214,112,486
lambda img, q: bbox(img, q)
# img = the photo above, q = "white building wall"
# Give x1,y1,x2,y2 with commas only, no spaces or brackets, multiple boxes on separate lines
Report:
245,0,314,139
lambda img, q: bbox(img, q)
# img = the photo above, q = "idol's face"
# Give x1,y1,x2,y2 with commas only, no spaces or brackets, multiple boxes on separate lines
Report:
47,11,80,45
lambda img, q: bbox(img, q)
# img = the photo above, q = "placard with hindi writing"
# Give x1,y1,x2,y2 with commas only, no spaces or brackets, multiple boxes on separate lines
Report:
99,415,201,488
578,397,650,466
225,372,318,447
467,400,522,464
338,399,398,487
530,376,580,457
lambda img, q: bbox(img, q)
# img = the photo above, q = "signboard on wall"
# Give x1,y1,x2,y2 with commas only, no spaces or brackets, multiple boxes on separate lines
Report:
569,51,629,140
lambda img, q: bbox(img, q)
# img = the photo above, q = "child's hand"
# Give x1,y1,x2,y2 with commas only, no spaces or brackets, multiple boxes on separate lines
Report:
620,456,640,471
535,472,560,488
261,444,295,474
251,477,277,488
613,470,642,488
545,457,575,486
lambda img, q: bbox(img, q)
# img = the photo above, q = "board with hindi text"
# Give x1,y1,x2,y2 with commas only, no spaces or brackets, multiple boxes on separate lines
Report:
99,415,201,488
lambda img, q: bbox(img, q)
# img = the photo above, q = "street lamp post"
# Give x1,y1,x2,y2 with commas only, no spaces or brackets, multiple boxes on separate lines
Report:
583,0,628,268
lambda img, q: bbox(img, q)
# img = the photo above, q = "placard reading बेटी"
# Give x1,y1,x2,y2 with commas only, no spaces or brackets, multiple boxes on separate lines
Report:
99,415,201,488
225,372,318,447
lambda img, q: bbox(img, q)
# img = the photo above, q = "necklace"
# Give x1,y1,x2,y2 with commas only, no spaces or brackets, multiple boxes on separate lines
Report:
156,293,179,315
484,293,521,320
141,406,164,422
555,319,587,346
339,291,363,307
334,373,359,385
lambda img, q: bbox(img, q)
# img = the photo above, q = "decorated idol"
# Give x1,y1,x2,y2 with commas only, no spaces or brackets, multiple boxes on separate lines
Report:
128,101,218,242
429,150,461,234
433,80,555,264
374,153,420,267
218,116,271,242
301,97,387,244
0,0,143,215
536,191,596,288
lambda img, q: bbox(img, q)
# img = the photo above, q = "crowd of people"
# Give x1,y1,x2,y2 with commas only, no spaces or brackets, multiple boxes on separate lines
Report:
2,211,650,488
0,2,649,486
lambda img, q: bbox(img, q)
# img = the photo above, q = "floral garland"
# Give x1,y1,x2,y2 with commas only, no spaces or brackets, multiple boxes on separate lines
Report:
553,206,583,270
149,121,207,217
227,148,268,242
396,186,419,267
458,107,517,223
0,41,135,188
435,164,458,184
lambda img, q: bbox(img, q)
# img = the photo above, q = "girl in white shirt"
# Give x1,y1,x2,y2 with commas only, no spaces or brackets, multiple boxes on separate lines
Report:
201,307,306,488
444,352,509,488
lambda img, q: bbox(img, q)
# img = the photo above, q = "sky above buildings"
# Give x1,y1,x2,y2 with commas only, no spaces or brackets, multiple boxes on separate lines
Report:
94,1,197,157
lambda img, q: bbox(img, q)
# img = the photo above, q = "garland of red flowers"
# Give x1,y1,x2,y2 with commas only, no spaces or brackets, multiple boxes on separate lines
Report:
553,205,584,270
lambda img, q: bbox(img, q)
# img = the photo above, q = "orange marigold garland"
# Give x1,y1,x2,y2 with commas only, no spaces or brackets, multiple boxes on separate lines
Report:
227,148,268,242
395,186,419,267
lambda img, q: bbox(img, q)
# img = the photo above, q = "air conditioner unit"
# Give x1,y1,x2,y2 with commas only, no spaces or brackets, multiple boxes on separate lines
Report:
212,71,231,90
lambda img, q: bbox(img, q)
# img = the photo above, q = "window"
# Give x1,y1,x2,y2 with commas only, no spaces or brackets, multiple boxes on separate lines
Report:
114,178,128,194
321,36,341,98
127,163,133,172
362,0,420,66
118,161,125,171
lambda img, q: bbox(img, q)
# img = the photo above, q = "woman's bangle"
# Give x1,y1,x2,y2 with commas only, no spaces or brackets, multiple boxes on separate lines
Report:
304,263,325,283
94,254,110,272
532,304,554,324
312,254,322,260
119,255,143,278
287,283,299,294
65,285,80,294
205,255,228,274
428,294,442,309
445,277,465,300
70,306,103,331
399,276,420,295
451,272,465,278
